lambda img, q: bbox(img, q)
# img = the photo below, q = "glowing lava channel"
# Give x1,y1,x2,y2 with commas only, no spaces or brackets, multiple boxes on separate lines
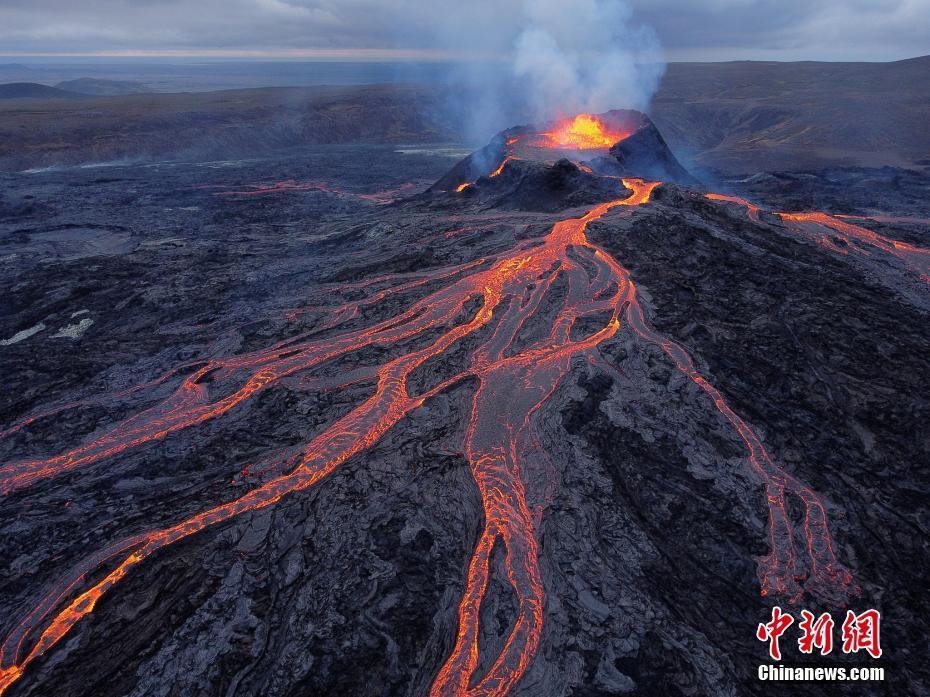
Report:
706,194,930,283
1,179,855,696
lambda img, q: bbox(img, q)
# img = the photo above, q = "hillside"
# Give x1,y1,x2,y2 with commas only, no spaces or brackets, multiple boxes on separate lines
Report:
0,83,81,100
0,85,460,170
652,55,930,174
54,78,150,96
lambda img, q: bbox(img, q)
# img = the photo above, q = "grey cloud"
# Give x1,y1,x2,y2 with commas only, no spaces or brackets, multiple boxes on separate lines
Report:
0,0,927,60
628,0,930,60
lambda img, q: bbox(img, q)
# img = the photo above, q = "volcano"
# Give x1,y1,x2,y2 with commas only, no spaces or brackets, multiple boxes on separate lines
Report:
0,116,928,697
431,110,697,200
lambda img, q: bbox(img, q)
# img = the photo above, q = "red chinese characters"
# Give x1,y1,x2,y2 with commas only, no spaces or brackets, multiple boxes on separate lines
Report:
798,610,834,655
842,609,882,658
757,606,795,660
758,608,882,660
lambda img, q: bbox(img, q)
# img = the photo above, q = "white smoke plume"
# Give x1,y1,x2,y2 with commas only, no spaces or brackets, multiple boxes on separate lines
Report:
512,0,665,120
421,0,664,143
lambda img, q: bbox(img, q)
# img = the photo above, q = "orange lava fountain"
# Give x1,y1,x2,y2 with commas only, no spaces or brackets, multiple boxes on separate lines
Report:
1,179,856,696
536,114,632,150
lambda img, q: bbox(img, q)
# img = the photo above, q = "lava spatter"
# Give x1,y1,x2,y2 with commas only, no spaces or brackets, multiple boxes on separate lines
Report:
1,179,855,696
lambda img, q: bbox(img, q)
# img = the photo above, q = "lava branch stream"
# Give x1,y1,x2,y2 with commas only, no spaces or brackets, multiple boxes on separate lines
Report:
706,193,930,283
1,179,854,696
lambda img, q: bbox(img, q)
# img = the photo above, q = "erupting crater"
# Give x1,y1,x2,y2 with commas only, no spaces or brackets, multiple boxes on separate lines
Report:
432,109,697,197
533,113,634,151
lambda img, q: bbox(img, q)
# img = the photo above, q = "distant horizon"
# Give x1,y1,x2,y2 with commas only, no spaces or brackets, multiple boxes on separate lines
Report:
1,51,928,65
2,52,927,98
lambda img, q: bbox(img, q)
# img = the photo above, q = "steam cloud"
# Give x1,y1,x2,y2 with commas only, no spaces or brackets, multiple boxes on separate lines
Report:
440,0,664,142
513,0,663,119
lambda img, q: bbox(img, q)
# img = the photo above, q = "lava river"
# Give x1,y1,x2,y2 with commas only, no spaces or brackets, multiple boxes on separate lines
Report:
0,179,857,696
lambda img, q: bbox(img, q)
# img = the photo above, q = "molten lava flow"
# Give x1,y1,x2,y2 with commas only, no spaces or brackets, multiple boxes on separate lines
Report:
837,213,930,226
488,156,513,178
537,114,632,150
1,178,855,696
706,193,762,222
706,194,930,283
455,155,517,192
779,212,930,280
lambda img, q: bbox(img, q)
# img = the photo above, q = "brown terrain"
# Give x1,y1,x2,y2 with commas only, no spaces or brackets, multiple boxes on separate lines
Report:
652,56,930,173
0,84,460,170
0,56,928,174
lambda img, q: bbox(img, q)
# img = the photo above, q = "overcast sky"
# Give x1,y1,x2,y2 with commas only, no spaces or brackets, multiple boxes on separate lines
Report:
0,0,928,62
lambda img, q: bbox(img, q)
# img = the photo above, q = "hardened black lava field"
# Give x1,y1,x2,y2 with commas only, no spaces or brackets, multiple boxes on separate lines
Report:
1,131,929,697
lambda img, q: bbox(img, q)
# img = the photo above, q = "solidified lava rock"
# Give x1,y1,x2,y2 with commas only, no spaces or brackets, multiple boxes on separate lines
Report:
0,141,928,697
606,122,699,186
